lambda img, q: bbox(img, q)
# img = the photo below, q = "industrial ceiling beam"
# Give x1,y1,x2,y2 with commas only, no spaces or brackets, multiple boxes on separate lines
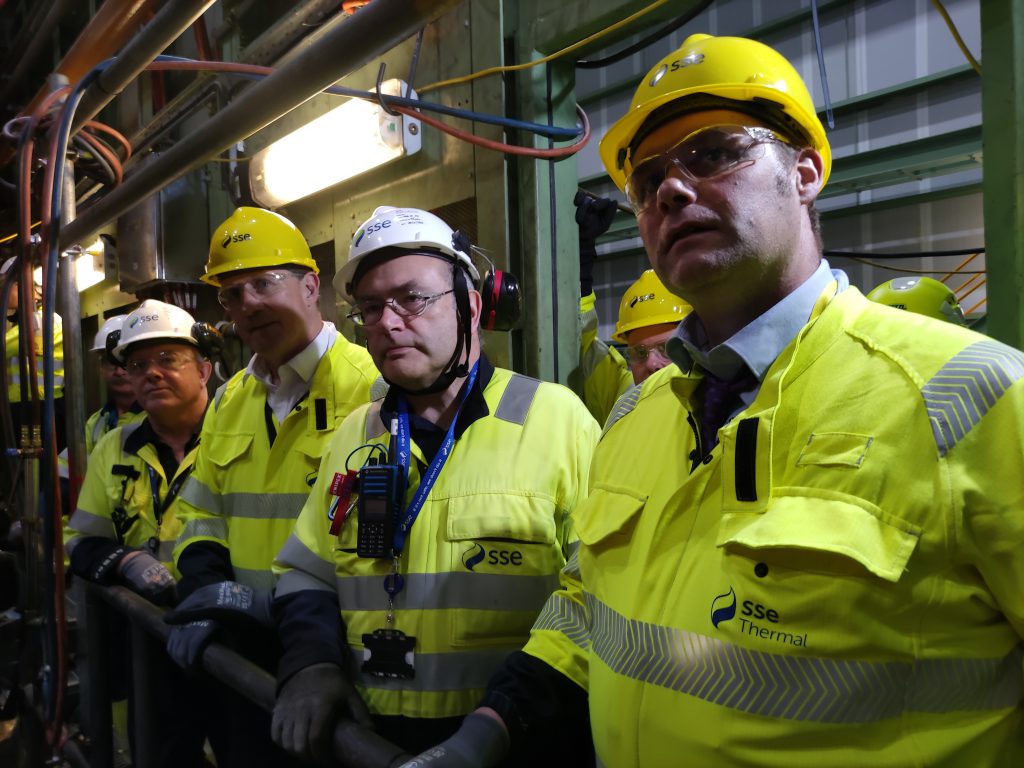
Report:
60,0,462,249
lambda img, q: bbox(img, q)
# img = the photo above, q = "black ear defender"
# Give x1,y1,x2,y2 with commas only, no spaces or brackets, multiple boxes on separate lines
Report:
105,328,123,366
191,321,224,360
191,321,233,382
452,230,522,332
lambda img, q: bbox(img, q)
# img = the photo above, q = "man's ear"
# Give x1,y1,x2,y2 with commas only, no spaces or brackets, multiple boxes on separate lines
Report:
198,358,214,386
793,148,825,204
302,271,320,305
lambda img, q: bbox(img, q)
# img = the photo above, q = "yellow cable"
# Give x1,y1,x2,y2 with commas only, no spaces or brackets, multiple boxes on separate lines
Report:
418,0,669,94
843,255,985,275
931,0,981,75
0,221,41,245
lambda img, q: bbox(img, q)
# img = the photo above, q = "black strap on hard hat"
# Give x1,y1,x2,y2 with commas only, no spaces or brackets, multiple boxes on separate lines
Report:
388,234,475,397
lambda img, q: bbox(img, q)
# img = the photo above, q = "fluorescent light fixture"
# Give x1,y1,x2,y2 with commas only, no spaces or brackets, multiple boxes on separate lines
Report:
249,79,421,208
34,237,107,291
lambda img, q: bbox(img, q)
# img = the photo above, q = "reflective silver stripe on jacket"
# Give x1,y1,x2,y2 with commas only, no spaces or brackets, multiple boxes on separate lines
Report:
336,571,559,612
274,534,336,596
231,566,277,592
587,595,1024,722
353,647,513,692
532,592,590,648
67,508,116,541
179,476,222,515
119,421,143,449
220,492,307,519
603,384,641,435
178,516,228,544
923,340,1024,456
562,547,580,578
494,374,540,425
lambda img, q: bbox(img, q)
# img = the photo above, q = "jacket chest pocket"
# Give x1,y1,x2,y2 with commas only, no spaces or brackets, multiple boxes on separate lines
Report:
207,433,254,471
718,494,920,584
445,494,562,647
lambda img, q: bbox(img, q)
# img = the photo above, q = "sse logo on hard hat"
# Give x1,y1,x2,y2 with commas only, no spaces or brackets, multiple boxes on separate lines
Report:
648,52,705,87
221,232,253,248
128,314,160,329
353,219,392,247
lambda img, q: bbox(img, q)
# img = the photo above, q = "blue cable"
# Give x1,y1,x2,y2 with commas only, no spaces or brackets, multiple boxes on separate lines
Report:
152,55,581,140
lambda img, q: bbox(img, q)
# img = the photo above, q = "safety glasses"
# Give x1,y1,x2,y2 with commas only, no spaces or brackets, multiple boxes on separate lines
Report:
626,124,787,215
347,289,455,327
124,350,196,378
625,340,670,365
216,270,298,310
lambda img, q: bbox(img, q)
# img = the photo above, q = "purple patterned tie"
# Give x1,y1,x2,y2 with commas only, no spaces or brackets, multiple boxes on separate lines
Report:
699,369,755,453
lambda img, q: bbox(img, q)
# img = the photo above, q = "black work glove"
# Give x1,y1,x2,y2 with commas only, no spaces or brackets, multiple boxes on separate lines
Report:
166,619,217,674
113,549,177,606
164,580,273,628
397,712,510,768
272,662,373,764
574,190,619,296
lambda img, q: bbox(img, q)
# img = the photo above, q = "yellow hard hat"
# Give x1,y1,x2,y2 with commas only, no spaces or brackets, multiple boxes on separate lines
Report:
613,270,692,343
202,206,318,286
867,276,966,324
599,34,831,193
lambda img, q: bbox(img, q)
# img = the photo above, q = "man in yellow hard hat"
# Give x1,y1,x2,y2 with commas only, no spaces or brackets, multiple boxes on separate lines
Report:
867,275,967,324
612,269,691,384
165,207,378,768
403,34,1024,767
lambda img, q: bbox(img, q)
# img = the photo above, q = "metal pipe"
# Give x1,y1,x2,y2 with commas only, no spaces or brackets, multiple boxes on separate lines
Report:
90,584,410,767
83,587,114,768
130,622,161,768
23,0,163,116
122,0,343,172
72,0,218,134
57,136,87,505
60,0,461,249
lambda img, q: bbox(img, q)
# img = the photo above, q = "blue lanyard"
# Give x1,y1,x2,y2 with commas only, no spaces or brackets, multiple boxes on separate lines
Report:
391,361,479,555
147,464,192,526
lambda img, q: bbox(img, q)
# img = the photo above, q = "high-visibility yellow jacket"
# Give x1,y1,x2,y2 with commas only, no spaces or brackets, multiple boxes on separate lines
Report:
525,287,1024,767
66,420,199,574
274,367,599,720
174,336,377,591
5,312,64,401
577,293,632,426
85,403,146,454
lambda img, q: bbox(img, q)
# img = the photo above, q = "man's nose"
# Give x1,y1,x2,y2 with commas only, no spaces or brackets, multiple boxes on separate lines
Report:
656,166,699,210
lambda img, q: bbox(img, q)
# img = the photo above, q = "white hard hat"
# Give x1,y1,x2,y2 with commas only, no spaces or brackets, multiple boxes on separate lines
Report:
1,256,42,285
113,300,198,362
92,315,128,352
334,206,480,303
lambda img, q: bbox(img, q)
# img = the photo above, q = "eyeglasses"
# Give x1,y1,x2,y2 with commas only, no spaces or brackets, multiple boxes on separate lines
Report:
124,350,196,378
347,289,454,327
217,271,297,309
625,341,670,365
626,125,787,214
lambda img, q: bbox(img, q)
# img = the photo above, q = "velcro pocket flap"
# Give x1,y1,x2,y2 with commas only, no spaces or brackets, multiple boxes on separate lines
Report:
206,433,253,469
718,494,919,583
447,494,557,545
574,485,645,548
796,432,873,468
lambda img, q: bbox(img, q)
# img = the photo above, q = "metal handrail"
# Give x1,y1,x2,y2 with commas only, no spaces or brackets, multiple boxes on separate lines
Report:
82,583,409,768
